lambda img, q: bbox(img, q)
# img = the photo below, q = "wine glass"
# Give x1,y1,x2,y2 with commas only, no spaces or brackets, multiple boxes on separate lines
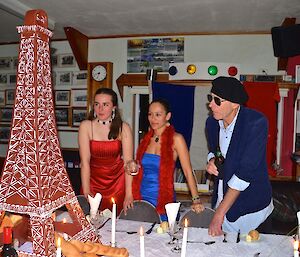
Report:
167,222,183,252
124,160,140,176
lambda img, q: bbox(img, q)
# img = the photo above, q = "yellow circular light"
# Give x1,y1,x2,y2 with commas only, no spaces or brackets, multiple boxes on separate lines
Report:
187,64,196,74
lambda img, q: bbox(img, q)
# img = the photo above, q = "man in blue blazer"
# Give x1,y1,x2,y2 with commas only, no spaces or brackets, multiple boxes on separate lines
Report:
206,76,273,236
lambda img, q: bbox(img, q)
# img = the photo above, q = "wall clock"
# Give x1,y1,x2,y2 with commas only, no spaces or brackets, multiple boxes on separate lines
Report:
87,62,113,113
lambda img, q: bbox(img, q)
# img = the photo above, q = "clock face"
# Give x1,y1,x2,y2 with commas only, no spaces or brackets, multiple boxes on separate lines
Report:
92,65,107,82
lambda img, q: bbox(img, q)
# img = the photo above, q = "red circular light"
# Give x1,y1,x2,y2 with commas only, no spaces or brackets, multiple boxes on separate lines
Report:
228,66,238,76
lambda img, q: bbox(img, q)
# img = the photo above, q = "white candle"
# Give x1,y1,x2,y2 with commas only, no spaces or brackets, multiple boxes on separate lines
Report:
181,219,188,257
297,211,300,237
294,239,299,257
62,218,68,240
140,226,145,257
56,237,62,257
111,197,117,247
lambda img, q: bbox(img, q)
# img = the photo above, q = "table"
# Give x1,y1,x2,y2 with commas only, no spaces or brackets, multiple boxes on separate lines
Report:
99,219,294,257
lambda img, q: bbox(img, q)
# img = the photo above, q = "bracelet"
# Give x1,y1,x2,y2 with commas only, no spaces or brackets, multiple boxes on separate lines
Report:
192,195,200,202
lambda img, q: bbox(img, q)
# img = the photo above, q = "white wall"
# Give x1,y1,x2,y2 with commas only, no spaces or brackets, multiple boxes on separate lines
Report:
0,34,282,158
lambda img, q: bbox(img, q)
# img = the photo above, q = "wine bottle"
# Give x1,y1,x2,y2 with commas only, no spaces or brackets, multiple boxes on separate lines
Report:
214,146,225,179
1,227,18,257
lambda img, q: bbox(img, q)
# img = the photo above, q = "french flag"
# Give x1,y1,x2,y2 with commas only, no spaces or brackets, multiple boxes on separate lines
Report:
152,82,211,171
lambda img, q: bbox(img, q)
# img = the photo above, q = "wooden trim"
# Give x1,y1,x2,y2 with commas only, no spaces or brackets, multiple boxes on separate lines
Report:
116,73,300,101
64,27,88,70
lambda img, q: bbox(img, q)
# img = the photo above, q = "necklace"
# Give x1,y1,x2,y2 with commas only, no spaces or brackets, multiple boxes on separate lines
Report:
153,135,159,143
97,118,112,125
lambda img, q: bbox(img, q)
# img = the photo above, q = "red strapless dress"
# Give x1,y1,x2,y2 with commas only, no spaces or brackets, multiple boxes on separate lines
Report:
89,140,125,215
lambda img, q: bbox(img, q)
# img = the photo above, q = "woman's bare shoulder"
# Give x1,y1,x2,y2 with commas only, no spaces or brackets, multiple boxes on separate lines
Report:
79,119,92,131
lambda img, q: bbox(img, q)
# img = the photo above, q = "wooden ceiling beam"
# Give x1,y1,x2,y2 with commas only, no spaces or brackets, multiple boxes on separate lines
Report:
64,27,88,70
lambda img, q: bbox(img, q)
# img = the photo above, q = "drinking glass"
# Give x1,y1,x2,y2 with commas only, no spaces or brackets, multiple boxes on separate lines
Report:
167,222,183,252
124,160,140,176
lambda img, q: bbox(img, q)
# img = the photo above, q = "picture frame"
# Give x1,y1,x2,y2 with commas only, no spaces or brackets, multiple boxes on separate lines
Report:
0,57,11,70
58,54,76,67
56,71,72,85
0,126,11,143
71,89,87,107
73,71,87,85
8,73,17,84
55,90,70,106
51,55,58,67
0,90,5,106
0,107,13,122
55,108,69,126
0,73,8,84
72,108,87,127
12,57,18,69
5,89,15,105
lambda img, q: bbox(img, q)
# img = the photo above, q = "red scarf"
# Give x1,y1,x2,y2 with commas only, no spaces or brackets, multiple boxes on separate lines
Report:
132,125,175,214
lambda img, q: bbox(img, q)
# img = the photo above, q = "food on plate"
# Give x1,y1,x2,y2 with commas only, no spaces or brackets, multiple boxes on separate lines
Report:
246,229,260,242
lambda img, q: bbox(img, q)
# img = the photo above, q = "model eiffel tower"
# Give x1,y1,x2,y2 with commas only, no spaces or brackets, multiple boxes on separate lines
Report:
0,10,98,257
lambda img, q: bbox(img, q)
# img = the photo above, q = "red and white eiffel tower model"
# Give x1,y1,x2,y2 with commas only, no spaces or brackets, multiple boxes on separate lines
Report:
0,9,98,257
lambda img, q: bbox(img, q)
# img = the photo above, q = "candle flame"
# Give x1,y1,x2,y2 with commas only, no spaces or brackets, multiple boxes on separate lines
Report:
57,237,61,248
111,197,115,204
294,240,299,251
62,218,66,224
139,226,144,236
184,218,188,227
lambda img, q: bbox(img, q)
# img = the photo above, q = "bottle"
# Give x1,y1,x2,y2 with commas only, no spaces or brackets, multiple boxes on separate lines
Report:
214,146,225,179
1,227,18,257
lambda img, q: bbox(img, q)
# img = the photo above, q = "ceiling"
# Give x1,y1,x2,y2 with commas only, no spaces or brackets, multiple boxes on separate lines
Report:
0,0,300,44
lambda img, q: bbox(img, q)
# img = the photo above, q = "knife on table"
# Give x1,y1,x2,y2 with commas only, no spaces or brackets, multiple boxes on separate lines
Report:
145,222,157,234
236,229,240,243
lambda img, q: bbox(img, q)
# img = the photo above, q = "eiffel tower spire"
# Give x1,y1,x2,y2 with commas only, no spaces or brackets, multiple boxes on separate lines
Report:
0,9,98,257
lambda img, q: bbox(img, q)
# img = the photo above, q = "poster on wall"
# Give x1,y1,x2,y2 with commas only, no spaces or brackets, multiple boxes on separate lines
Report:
127,37,184,73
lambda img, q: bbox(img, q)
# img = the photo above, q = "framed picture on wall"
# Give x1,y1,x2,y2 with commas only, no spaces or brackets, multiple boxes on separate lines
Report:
0,74,8,84
0,107,13,122
0,126,11,143
58,54,76,67
73,71,87,85
71,89,87,107
72,108,87,127
5,89,15,105
12,57,18,69
51,55,58,67
0,90,5,106
55,108,69,126
55,90,70,106
56,71,72,85
8,73,17,84
0,57,11,70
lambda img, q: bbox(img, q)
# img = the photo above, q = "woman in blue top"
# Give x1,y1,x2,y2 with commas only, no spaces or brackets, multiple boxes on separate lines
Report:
124,99,204,220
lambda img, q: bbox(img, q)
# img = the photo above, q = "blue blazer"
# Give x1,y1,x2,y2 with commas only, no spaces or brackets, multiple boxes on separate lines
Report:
206,106,272,222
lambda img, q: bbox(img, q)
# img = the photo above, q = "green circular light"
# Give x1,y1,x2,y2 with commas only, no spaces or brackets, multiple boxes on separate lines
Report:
208,65,218,76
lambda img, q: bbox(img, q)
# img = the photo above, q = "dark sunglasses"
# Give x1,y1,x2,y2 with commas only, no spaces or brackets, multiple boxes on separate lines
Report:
207,94,226,106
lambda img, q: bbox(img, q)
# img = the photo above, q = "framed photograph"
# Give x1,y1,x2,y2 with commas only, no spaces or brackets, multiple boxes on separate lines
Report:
72,108,87,127
73,71,87,85
71,89,87,107
0,73,8,84
0,91,5,106
5,89,15,105
56,71,72,85
51,55,58,67
8,73,17,84
58,54,76,67
0,57,11,70
0,107,13,122
0,126,11,143
55,108,69,126
12,57,18,69
55,90,70,106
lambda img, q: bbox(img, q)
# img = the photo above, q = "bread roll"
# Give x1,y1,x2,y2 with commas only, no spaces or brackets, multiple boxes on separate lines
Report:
248,230,260,241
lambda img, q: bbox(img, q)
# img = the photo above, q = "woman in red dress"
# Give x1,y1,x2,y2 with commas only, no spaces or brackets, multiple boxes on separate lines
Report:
78,88,133,214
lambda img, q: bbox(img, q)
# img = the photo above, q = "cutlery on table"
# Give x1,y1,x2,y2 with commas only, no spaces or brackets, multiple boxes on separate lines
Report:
145,222,157,234
98,218,111,229
253,253,260,257
223,232,227,243
187,240,215,245
108,229,138,234
236,229,241,243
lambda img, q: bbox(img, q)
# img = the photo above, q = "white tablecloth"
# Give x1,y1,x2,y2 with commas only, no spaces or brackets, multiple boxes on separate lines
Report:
99,219,294,257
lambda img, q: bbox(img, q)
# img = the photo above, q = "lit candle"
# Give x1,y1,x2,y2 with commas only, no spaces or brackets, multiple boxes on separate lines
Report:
56,237,62,257
140,226,145,257
180,219,188,257
294,238,299,257
111,197,117,247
